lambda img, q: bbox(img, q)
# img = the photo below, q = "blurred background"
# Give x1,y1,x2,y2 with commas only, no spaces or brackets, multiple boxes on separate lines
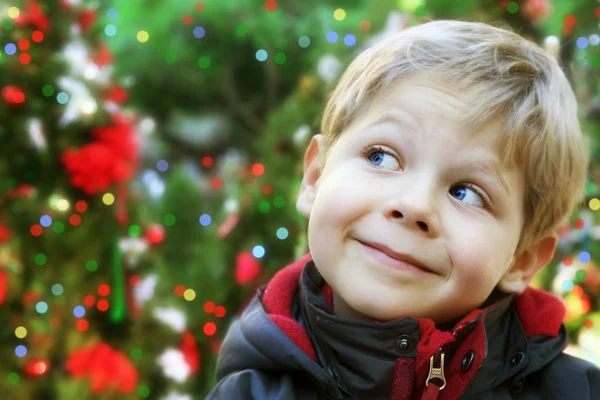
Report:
1,0,600,399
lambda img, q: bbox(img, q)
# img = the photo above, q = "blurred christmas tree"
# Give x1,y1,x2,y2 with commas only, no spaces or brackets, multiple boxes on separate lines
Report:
1,0,599,399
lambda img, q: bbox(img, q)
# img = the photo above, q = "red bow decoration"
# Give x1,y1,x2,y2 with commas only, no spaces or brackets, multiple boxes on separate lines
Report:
180,330,201,374
15,0,50,31
65,342,138,394
62,114,138,195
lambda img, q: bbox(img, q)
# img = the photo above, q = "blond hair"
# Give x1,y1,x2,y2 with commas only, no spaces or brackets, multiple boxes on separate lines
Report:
320,19,589,253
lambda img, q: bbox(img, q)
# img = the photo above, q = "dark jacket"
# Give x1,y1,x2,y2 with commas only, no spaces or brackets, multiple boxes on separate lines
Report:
207,253,600,399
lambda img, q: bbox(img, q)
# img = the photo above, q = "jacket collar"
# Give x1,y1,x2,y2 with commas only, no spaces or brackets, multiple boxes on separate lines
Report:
261,253,568,399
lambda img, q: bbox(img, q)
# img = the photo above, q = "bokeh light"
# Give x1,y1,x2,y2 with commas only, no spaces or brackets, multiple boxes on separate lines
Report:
252,245,265,258
137,31,149,43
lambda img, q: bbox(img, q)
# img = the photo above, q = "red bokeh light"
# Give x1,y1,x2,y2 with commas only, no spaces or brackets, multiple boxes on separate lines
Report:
98,284,111,297
97,299,109,312
76,319,89,332
69,214,82,226
204,301,215,313
203,322,217,336
31,224,43,237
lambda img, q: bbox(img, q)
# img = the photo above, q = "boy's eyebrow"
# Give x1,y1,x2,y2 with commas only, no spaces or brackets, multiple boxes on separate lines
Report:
366,114,510,197
367,112,418,130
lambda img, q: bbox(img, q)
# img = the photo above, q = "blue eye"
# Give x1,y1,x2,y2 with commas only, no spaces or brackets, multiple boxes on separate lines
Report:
450,185,486,208
365,146,400,170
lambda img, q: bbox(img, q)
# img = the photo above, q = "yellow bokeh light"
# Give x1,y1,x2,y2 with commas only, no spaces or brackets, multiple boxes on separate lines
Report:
184,289,196,301
8,7,20,19
57,199,70,211
137,31,149,43
589,198,600,211
15,327,27,339
102,193,115,206
333,9,346,21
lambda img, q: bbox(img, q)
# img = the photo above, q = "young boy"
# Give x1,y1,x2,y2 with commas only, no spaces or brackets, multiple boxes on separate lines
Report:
207,20,599,399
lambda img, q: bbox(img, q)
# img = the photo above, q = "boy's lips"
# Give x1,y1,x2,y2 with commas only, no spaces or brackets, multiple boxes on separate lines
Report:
356,239,437,274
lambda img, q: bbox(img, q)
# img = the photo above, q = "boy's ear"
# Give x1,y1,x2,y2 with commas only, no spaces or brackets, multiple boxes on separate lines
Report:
497,230,558,294
296,134,326,218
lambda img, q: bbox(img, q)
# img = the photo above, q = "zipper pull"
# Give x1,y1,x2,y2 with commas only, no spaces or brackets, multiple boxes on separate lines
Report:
426,348,447,390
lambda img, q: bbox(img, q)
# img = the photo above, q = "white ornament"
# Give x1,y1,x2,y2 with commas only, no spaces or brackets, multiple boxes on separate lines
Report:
223,198,239,214
317,55,341,84
119,237,149,267
138,117,157,136
28,118,47,150
153,307,187,332
56,77,98,126
61,40,112,84
141,170,165,199
133,274,157,308
157,349,190,383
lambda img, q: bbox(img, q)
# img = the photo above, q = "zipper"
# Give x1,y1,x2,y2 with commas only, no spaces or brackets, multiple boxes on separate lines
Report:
425,348,447,390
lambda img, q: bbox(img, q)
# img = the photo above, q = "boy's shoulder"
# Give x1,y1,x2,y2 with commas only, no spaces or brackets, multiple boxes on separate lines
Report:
535,352,600,399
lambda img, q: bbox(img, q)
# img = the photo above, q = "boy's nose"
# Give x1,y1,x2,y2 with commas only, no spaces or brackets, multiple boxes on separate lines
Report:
385,185,441,237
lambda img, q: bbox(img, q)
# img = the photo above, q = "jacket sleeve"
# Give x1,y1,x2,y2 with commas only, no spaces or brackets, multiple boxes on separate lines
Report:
540,353,600,400
206,369,319,400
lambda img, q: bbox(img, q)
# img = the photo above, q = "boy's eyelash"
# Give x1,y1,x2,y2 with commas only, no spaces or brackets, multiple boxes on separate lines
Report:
361,144,492,209
361,144,399,163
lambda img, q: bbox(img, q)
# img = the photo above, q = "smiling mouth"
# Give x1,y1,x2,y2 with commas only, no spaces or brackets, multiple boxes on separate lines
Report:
356,240,435,275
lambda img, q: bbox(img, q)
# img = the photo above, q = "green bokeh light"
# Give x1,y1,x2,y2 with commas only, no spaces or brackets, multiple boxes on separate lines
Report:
52,221,65,233
131,347,143,360
129,224,142,237
236,24,248,37
35,254,47,266
164,214,176,226
198,56,211,69
575,269,587,282
585,181,598,196
7,372,19,384
275,52,286,64
273,196,285,208
86,260,98,272
138,386,150,398
258,200,271,213
42,85,54,97
506,2,519,13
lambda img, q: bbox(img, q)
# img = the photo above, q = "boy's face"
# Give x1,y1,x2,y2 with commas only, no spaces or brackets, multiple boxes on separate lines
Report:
297,74,531,324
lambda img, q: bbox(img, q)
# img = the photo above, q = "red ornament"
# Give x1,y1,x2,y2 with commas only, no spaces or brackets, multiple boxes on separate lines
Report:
15,0,50,31
65,342,138,394
145,224,165,246
521,0,551,23
92,43,114,67
0,222,11,243
78,9,97,32
180,330,201,374
105,85,129,104
235,252,263,285
25,359,50,376
61,114,138,195
0,270,7,305
2,86,26,106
